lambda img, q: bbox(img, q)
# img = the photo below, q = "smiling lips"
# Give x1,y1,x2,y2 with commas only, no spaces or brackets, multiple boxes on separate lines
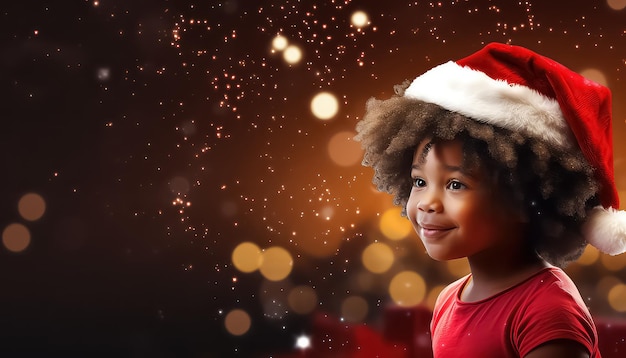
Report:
418,223,454,240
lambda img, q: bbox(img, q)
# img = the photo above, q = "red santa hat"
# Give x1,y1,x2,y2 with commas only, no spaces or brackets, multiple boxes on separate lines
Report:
404,42,626,255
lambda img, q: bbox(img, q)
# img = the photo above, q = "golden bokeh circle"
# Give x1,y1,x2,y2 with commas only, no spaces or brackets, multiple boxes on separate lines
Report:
327,131,363,167
288,285,318,315
389,270,426,307
600,253,626,271
361,242,394,274
310,92,339,120
351,11,369,28
283,45,302,64
379,207,412,240
231,242,263,273
446,258,470,278
272,34,288,51
259,246,293,281
608,283,626,312
577,245,600,266
341,295,369,323
579,68,608,87
224,309,252,336
2,223,31,253
595,275,621,298
425,285,446,310
18,193,46,221
607,0,626,11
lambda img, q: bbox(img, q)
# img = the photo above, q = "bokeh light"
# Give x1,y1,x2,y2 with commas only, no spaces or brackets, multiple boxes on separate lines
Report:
287,285,318,315
96,67,110,81
607,0,626,10
295,334,312,350
577,245,600,266
232,242,263,273
327,131,363,167
169,176,190,195
283,45,302,64
425,285,446,310
2,223,31,253
224,309,252,336
389,271,427,307
17,192,46,221
446,258,470,278
595,275,621,299
600,253,626,271
361,242,394,273
310,92,339,120
341,295,369,323
351,11,370,28
580,68,608,87
608,283,626,312
379,207,412,240
272,34,288,51
259,246,293,281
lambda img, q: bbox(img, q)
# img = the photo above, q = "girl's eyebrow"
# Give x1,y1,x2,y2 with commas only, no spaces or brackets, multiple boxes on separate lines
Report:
411,163,462,172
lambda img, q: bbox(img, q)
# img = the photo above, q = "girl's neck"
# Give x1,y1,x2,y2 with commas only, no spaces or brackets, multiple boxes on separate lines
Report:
461,250,550,302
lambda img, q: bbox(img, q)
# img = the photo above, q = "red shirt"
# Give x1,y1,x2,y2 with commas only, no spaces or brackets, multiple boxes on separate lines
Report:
431,267,601,357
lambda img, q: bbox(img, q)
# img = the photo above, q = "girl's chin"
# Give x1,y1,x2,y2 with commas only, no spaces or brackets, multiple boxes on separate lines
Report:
422,246,463,262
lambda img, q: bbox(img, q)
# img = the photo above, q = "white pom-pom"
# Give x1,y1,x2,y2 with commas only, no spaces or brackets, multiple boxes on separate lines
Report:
583,206,626,255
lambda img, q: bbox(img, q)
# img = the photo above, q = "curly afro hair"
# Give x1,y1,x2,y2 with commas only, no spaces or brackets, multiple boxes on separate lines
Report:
355,80,600,268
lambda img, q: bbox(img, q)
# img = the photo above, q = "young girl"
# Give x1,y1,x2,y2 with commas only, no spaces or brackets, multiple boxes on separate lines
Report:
355,43,626,357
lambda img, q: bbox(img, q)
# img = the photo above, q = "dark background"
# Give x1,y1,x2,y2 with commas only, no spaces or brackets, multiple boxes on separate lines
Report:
1,0,625,357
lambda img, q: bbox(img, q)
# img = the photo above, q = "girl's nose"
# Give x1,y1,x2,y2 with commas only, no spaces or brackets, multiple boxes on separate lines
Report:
417,190,443,213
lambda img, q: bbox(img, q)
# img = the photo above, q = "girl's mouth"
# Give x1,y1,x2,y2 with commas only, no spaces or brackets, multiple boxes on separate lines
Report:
418,224,454,240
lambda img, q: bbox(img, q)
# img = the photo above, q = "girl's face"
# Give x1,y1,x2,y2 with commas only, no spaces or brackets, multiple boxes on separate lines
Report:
406,138,522,262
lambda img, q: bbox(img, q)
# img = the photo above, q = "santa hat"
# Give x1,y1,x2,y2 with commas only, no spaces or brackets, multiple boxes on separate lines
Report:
404,42,626,255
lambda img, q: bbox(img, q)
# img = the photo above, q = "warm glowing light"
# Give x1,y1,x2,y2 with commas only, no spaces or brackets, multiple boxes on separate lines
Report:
327,131,363,166
361,242,394,273
608,283,626,312
97,67,110,81
283,45,302,64
310,92,339,120
446,258,470,278
351,11,370,28
224,309,251,336
272,35,288,51
579,68,608,87
595,275,621,298
341,295,369,323
288,285,318,314
379,207,412,240
169,176,190,194
2,223,31,253
600,252,626,271
232,242,263,273
259,246,293,281
389,271,426,307
607,0,626,10
425,285,446,310
295,334,312,350
577,245,600,266
18,192,46,221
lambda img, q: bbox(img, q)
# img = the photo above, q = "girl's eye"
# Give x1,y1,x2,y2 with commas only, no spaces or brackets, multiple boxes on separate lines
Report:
447,180,466,190
413,178,426,188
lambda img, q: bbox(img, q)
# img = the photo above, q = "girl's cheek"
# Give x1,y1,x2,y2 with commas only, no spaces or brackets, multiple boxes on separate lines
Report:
406,196,417,219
